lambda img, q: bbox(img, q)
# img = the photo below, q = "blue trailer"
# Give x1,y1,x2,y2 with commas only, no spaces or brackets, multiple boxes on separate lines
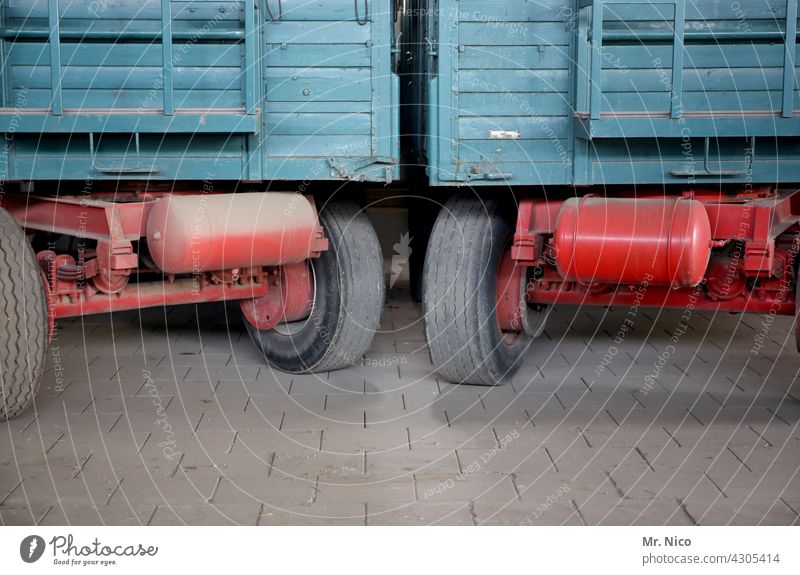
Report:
0,0,399,182
402,0,800,385
0,0,398,420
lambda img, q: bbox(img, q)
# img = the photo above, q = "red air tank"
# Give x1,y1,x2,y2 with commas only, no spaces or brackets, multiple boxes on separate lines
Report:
147,192,326,275
553,197,713,288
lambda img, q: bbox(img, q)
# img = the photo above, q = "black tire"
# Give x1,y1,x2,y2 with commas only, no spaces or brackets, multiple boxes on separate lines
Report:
422,193,531,385
246,201,385,372
0,207,48,421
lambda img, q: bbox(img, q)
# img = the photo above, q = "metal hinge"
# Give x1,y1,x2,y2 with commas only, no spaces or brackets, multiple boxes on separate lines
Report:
327,156,397,183
454,165,514,182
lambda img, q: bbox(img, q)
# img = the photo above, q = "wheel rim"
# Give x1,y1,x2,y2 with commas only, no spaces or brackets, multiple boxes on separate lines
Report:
496,241,525,346
273,260,318,337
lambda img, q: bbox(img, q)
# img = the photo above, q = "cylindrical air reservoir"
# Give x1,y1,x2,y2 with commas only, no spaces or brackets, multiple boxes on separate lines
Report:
554,197,712,287
147,192,323,275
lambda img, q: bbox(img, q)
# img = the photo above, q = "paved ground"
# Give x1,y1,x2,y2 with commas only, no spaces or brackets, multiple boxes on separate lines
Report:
1,283,799,526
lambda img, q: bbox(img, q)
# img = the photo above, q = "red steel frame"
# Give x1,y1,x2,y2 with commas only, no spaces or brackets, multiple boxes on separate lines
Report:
1,193,322,326
496,188,800,331
5,187,798,335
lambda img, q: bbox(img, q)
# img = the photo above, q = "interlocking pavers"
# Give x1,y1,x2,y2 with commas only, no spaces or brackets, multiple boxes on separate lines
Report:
1,293,797,525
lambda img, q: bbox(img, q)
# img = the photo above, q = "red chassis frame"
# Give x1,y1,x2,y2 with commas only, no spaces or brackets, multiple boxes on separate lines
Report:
5,188,798,338
497,188,800,331
0,192,326,329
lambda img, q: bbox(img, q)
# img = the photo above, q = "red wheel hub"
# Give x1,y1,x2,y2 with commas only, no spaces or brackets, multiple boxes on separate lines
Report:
240,262,314,331
496,248,527,333
496,247,548,338
91,240,132,294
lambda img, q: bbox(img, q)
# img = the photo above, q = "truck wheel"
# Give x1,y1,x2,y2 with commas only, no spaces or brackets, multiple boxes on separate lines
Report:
245,201,385,372
423,194,531,385
0,207,49,421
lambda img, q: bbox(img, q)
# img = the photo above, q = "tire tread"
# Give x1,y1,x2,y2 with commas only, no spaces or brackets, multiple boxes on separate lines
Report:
0,207,48,421
423,194,529,385
312,201,385,372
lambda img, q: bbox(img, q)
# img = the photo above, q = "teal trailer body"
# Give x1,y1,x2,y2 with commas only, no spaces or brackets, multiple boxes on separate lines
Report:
402,0,800,187
0,0,399,183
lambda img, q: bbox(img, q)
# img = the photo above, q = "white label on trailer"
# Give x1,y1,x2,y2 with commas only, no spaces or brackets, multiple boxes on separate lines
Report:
488,130,521,140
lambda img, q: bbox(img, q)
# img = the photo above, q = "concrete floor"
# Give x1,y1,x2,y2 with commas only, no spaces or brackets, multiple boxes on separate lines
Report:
1,284,799,525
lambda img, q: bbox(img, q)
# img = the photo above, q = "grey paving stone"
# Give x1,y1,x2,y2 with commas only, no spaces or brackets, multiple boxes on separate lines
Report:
234,430,322,455
407,425,503,450
575,497,695,526
513,470,618,501
1,473,119,508
113,472,221,506
150,503,260,525
314,475,416,505
416,472,518,504
368,501,474,525
453,446,553,476
39,504,155,526
682,497,800,526
367,448,459,477
0,505,49,526
473,500,583,526
270,451,365,480
258,502,365,526
320,425,410,453
209,476,316,506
